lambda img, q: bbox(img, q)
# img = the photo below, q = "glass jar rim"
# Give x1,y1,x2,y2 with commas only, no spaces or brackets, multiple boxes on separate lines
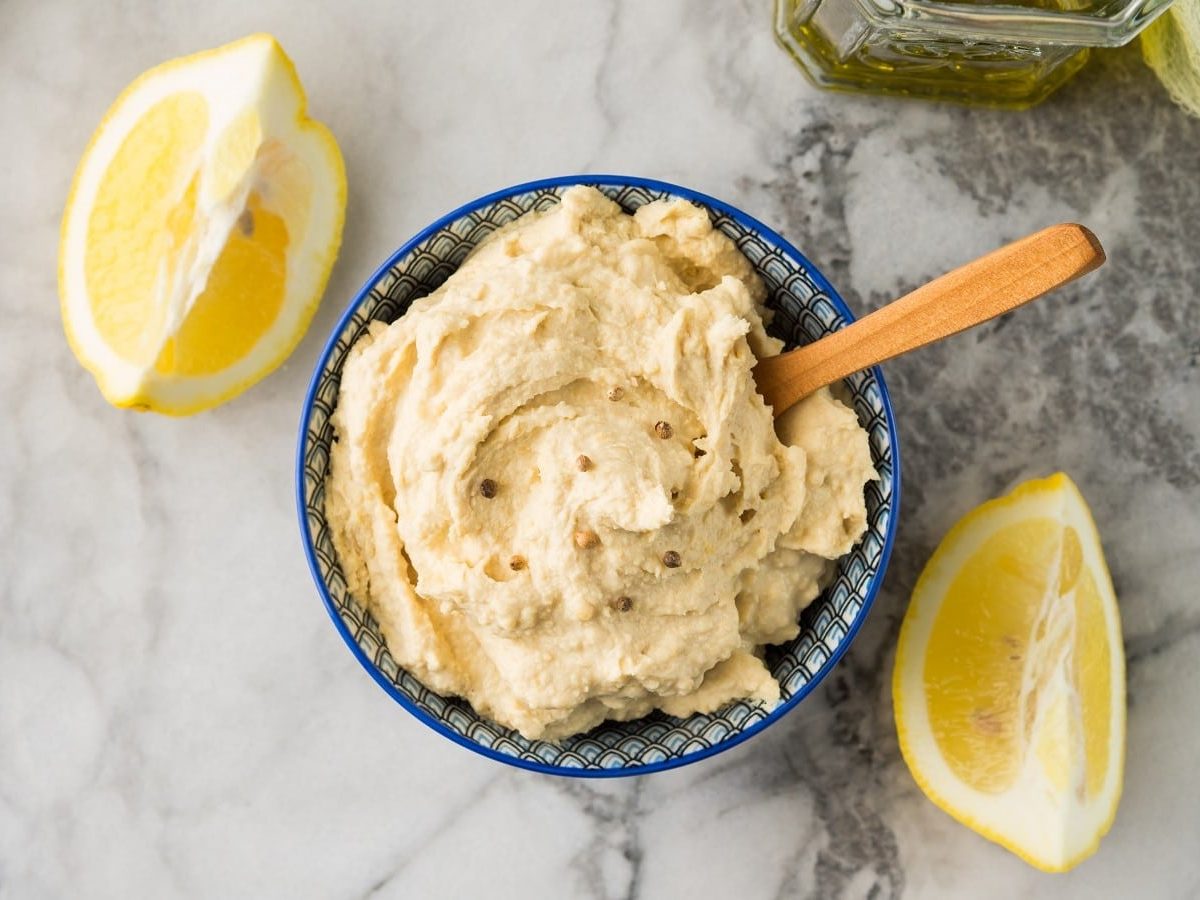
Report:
845,0,1174,47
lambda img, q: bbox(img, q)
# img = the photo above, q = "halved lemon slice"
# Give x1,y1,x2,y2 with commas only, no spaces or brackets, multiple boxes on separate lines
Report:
894,473,1125,872
59,34,346,415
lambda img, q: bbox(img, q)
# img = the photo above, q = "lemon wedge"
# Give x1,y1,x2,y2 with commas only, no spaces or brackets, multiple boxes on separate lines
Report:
59,34,346,415
893,473,1125,872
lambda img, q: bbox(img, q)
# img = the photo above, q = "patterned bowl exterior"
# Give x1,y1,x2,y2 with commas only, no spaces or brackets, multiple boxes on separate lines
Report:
297,175,899,777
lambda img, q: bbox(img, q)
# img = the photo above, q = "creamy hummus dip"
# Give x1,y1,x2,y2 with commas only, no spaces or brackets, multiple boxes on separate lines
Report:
326,186,876,741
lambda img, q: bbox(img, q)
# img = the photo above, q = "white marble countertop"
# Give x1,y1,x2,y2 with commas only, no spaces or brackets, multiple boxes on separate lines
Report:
4,1,1199,897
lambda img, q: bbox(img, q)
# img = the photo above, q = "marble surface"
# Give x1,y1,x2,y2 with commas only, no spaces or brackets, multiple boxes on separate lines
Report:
2,1,1198,896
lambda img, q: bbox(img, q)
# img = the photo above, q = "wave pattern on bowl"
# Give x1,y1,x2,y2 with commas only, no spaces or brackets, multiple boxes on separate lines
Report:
299,178,897,775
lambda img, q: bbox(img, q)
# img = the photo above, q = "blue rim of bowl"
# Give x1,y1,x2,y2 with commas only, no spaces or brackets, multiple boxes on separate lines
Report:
296,174,901,778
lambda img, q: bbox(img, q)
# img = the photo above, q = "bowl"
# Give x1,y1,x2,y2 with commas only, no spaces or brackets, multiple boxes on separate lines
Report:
297,175,900,776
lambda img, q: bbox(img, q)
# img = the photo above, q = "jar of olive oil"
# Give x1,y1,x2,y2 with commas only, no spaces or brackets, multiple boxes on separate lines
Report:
774,0,1174,107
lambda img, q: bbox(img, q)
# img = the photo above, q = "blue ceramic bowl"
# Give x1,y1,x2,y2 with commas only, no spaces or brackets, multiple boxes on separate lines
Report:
297,175,899,777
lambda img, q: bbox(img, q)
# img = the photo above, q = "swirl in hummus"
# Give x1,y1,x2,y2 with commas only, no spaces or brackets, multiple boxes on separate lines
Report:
326,186,876,741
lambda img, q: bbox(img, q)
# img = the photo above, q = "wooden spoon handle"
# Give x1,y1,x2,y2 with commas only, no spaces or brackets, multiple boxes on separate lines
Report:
753,223,1105,416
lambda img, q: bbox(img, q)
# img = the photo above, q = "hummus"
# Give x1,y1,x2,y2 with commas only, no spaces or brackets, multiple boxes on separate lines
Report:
326,186,876,741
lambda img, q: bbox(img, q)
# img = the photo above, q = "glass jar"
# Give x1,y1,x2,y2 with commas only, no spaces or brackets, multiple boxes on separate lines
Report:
774,0,1174,108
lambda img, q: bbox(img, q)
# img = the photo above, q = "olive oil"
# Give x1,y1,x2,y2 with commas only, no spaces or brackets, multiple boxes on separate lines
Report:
774,0,1168,108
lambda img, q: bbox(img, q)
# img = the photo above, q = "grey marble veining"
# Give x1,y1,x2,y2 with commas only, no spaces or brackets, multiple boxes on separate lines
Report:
2,1,1198,897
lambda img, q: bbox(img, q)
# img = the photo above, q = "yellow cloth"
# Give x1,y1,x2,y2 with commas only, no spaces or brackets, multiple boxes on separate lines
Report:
1143,0,1200,117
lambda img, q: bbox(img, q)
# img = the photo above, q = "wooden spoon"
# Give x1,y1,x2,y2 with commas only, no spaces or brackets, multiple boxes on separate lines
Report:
753,223,1106,417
